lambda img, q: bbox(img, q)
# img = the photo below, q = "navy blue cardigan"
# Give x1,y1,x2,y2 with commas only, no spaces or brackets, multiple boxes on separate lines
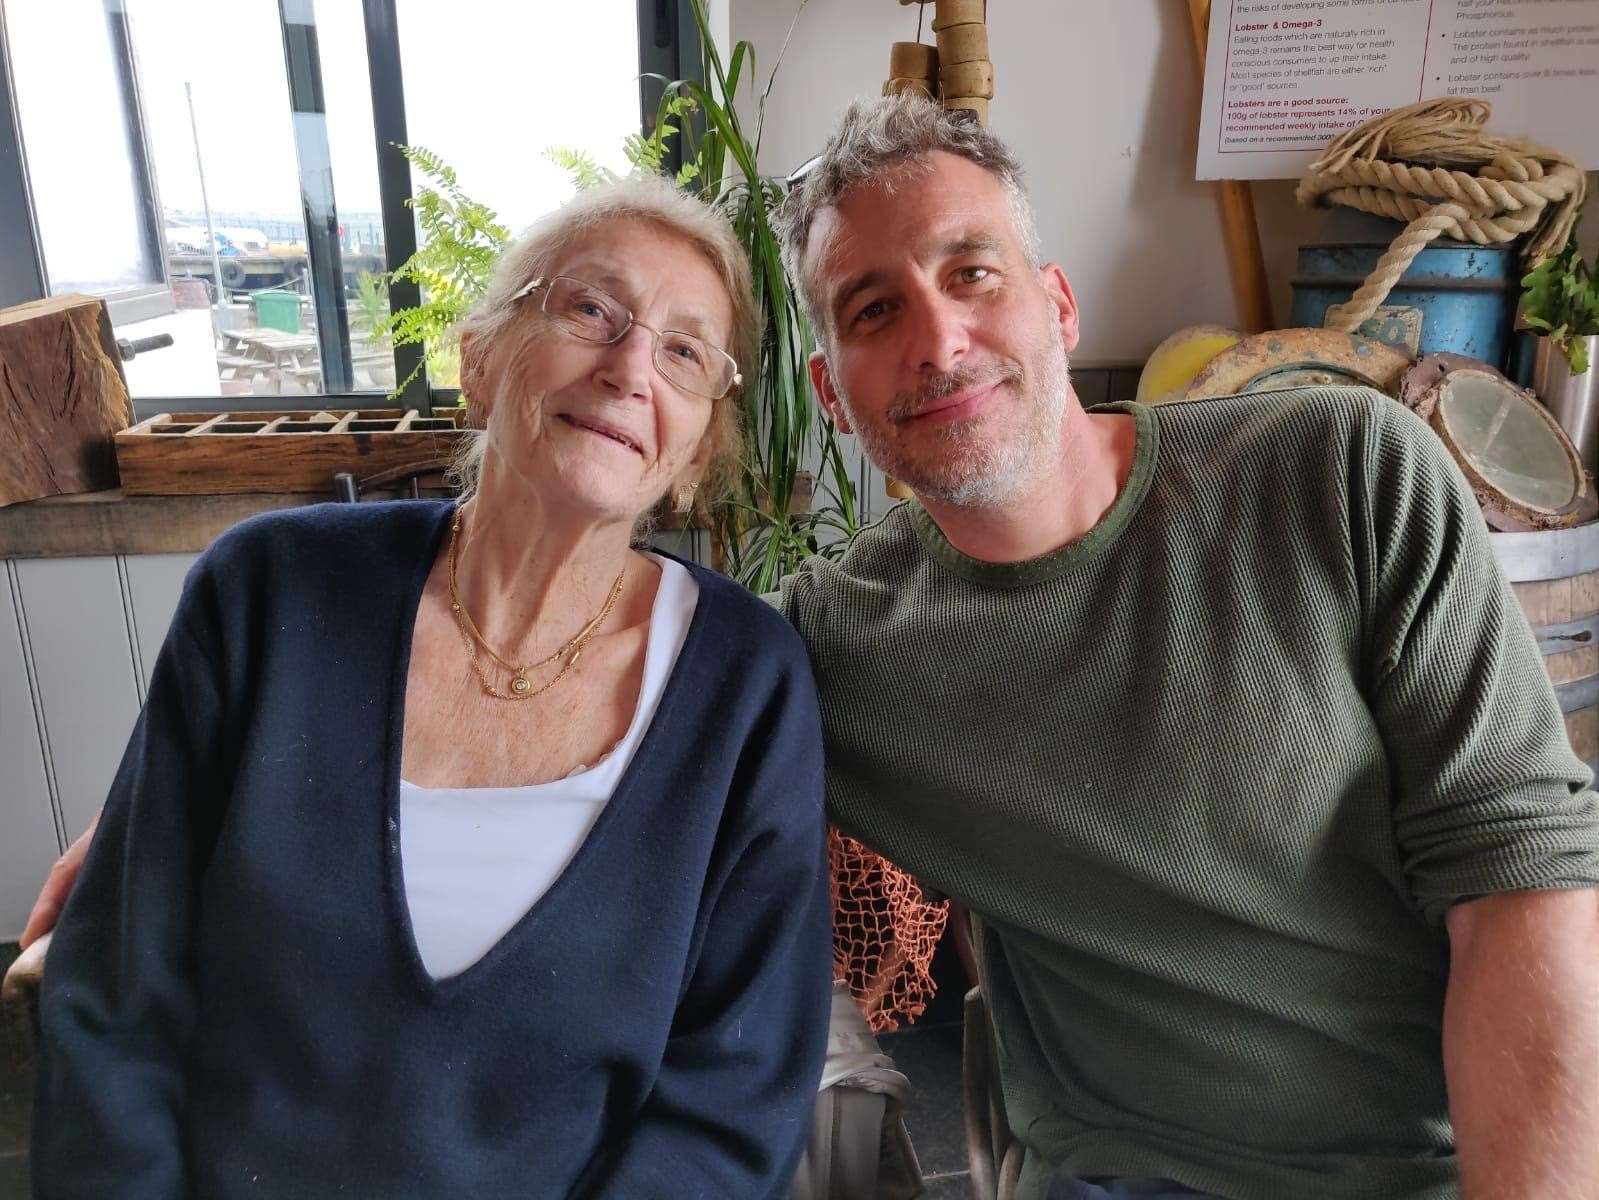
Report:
34,500,832,1199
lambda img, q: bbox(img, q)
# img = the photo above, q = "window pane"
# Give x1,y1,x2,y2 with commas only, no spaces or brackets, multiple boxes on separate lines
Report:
395,1,642,386
312,0,393,393
7,0,162,294
7,0,393,401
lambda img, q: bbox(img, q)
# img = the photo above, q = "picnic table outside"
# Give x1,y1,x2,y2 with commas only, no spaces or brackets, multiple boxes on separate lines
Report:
216,327,396,393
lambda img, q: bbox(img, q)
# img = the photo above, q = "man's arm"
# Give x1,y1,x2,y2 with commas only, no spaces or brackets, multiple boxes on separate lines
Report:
1444,887,1599,1199
20,812,98,949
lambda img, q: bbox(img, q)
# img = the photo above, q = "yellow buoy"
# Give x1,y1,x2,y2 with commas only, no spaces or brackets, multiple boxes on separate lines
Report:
1136,325,1245,406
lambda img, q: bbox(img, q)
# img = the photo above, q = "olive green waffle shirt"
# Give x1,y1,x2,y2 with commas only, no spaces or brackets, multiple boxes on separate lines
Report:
781,387,1599,1200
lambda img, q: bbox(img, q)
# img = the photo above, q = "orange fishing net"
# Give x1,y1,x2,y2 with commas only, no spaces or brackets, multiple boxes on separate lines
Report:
828,826,949,1033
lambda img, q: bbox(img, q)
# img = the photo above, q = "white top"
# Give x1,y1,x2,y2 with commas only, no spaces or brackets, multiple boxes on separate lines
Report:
400,554,699,980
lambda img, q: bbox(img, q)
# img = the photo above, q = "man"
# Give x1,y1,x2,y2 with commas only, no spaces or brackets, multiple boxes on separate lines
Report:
22,97,1599,1199
771,98,1598,1199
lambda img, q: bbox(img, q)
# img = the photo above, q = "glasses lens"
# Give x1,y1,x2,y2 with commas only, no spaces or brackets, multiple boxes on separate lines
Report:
656,331,733,397
545,278,628,342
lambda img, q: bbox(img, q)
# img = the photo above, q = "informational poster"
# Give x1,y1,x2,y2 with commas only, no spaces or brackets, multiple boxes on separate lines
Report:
1195,0,1599,180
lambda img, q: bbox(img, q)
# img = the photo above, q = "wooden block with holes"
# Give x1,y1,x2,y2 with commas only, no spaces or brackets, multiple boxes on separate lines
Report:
115,408,470,496
0,294,135,507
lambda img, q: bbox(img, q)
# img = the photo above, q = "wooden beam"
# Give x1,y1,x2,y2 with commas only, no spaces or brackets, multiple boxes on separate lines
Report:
0,487,448,559
1187,0,1276,334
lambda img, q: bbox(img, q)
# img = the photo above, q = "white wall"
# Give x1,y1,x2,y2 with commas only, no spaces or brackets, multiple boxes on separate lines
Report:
0,553,197,940
728,0,1599,366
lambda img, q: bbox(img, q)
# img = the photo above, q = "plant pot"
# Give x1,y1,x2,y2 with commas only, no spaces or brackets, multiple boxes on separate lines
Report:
1533,334,1599,477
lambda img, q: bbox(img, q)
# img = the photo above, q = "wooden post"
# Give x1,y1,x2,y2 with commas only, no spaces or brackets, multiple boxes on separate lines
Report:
0,295,134,507
1186,0,1275,334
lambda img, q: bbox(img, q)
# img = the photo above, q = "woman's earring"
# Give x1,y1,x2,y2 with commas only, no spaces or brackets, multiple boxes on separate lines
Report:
673,481,701,514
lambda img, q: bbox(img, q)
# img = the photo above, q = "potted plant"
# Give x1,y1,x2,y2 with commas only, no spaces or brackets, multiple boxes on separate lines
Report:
684,0,861,592
579,0,858,591
1521,232,1599,468
1522,232,1599,374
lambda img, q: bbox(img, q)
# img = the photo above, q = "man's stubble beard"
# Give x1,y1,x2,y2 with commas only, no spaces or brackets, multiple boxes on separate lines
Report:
837,317,1071,510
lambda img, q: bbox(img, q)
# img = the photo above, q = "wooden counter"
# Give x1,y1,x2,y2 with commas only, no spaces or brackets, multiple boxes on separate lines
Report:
0,490,343,559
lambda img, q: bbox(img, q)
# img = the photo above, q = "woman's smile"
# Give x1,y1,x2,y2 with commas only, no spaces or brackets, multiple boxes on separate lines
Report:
556,411,646,457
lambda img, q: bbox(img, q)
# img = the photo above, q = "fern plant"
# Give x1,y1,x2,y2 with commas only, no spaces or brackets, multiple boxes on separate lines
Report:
548,95,703,190
378,144,511,389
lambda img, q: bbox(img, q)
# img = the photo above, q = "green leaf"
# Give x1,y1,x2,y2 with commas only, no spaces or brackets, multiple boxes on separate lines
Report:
1520,229,1599,346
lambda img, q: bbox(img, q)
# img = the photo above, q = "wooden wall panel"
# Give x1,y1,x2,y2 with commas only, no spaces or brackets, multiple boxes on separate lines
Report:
123,553,198,693
0,562,67,939
12,558,143,840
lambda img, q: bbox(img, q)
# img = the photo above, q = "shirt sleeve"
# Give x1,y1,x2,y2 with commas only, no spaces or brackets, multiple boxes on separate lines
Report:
32,566,229,1198
580,652,833,1199
1355,394,1599,923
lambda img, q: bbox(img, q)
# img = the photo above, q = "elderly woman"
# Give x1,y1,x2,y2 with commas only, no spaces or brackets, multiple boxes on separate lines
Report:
32,175,832,1198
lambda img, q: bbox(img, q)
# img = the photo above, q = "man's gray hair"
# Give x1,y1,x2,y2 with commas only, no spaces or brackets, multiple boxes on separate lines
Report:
775,95,1043,345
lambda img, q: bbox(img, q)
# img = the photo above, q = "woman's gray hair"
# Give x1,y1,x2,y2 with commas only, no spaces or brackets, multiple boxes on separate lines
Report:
775,95,1042,346
450,173,755,508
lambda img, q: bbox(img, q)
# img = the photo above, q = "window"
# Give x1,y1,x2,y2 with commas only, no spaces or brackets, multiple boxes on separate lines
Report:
396,2,642,236
0,0,682,412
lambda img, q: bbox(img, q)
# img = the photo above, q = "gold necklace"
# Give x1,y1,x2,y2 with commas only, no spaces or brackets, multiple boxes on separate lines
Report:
446,509,625,701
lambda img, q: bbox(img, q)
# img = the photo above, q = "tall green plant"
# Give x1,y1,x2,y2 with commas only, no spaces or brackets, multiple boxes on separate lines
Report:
666,0,859,591
547,0,859,590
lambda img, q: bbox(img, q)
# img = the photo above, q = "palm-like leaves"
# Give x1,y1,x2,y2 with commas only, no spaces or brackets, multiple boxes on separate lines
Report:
671,0,859,592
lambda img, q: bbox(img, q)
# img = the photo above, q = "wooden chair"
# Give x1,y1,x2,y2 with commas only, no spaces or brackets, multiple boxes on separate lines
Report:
953,912,1023,1200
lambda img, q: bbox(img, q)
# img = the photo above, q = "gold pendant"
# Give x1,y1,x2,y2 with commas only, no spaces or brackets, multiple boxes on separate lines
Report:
510,674,531,695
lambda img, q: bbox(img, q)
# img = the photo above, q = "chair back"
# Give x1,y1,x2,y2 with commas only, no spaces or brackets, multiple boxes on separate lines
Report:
958,914,1023,1200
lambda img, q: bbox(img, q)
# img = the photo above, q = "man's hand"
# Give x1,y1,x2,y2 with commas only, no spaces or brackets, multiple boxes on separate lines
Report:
1444,887,1599,1199
20,812,100,949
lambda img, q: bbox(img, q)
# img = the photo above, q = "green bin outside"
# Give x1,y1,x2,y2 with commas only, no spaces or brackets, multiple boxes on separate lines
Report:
253,290,303,333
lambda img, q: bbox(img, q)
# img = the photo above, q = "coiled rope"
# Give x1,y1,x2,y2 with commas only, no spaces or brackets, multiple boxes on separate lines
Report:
1295,98,1586,332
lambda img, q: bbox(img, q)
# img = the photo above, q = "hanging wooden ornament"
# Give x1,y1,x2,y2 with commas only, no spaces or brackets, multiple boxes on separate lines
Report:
935,22,989,65
932,0,985,31
890,40,939,78
883,77,937,100
940,59,994,99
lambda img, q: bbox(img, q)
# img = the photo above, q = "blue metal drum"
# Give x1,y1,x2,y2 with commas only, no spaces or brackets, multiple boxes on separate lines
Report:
1289,215,1519,370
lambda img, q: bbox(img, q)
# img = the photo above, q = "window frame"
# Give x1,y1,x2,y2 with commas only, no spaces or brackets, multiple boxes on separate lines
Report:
0,0,687,421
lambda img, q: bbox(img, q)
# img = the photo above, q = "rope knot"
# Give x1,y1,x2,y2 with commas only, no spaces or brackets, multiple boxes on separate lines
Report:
1296,98,1585,333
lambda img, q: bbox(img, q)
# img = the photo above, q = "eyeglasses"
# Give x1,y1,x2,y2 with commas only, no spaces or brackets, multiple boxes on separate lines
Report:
511,275,742,400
